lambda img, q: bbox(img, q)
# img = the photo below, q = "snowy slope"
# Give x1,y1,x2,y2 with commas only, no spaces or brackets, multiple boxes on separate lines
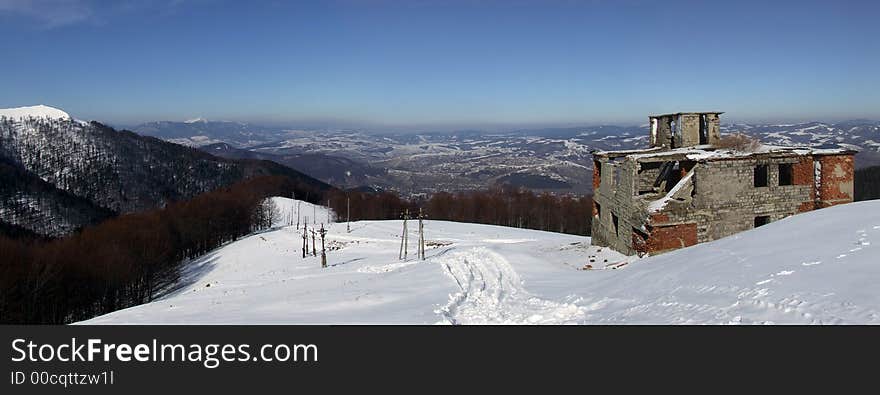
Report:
0,105,71,121
82,198,880,325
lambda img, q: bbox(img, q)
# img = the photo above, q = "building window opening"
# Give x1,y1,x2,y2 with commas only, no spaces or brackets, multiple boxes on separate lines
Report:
699,114,708,145
754,165,769,187
612,213,619,236
754,215,771,228
779,163,793,186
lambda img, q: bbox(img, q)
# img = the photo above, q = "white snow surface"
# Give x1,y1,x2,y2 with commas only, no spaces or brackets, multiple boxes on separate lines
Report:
82,198,880,325
0,105,71,121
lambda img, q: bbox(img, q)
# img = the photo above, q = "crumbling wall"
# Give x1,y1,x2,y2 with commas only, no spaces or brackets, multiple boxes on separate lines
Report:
815,154,855,208
705,113,721,145
650,116,673,149
595,155,820,255
792,156,816,212
633,222,698,255
645,156,814,248
592,161,601,216
591,158,642,254
636,162,662,194
680,114,701,147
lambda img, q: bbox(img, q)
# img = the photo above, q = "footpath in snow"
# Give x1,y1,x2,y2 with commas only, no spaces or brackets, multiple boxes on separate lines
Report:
81,198,880,324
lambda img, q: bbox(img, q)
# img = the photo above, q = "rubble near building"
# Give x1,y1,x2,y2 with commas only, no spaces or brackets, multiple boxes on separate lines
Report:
591,111,856,256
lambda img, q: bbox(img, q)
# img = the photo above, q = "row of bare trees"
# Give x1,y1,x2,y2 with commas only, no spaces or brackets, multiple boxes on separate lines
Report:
328,187,593,236
0,176,313,324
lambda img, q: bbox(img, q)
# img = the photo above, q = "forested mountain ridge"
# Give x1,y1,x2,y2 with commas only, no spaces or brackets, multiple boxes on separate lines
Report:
855,166,880,201
0,107,333,237
0,157,114,237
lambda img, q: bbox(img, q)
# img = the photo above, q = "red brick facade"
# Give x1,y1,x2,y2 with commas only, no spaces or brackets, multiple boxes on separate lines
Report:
592,161,601,216
793,156,816,212
816,154,855,208
632,222,698,255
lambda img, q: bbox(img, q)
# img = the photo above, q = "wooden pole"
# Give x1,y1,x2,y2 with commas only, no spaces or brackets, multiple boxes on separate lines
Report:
302,223,308,258
419,208,425,260
399,209,409,260
319,223,327,268
311,229,317,257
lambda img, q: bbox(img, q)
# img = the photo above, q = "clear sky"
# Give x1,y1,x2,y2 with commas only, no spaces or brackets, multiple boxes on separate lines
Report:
1,0,877,128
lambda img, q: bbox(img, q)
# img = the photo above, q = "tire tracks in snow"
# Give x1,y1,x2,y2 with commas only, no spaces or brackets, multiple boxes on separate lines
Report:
435,247,585,324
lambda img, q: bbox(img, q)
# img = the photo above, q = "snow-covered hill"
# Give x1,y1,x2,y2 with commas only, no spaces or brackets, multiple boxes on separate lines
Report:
0,106,333,236
0,105,71,121
82,198,880,324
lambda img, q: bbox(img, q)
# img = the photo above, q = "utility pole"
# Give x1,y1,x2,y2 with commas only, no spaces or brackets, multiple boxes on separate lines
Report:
399,209,409,260
319,223,327,268
418,208,426,260
302,223,308,258
311,228,317,257
346,195,351,233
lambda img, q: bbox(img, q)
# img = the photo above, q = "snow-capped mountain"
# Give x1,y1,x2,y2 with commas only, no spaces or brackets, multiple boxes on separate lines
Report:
0,104,71,121
723,121,880,166
0,106,332,237
82,197,880,324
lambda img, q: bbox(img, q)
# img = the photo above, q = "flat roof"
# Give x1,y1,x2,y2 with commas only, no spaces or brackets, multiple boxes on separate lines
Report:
595,144,858,162
649,111,725,118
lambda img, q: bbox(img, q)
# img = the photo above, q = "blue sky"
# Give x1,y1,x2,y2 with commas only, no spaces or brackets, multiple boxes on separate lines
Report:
0,0,877,128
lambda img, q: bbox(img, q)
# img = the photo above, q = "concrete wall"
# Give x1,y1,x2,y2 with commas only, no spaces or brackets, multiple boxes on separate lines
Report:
705,113,721,145
649,113,722,149
662,157,815,246
591,158,641,254
649,116,673,149
680,114,701,147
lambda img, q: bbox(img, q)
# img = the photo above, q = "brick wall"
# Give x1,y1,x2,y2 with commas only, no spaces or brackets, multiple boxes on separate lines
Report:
792,156,814,187
591,152,844,256
633,223,698,254
592,161,600,216
816,154,855,208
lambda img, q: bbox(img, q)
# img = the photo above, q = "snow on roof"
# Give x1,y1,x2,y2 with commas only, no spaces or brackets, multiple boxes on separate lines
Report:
594,147,663,157
623,144,856,162
0,105,71,121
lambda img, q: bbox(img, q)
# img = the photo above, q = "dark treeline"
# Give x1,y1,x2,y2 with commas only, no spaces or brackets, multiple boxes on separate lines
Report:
328,187,593,236
855,166,880,201
0,176,320,324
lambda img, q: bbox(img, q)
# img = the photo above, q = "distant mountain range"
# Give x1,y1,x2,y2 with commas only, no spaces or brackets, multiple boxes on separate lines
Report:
3,104,877,233
0,106,332,237
132,118,282,147
129,118,880,196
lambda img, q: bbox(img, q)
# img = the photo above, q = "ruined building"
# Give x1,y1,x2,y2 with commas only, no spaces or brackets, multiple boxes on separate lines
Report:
591,112,856,256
